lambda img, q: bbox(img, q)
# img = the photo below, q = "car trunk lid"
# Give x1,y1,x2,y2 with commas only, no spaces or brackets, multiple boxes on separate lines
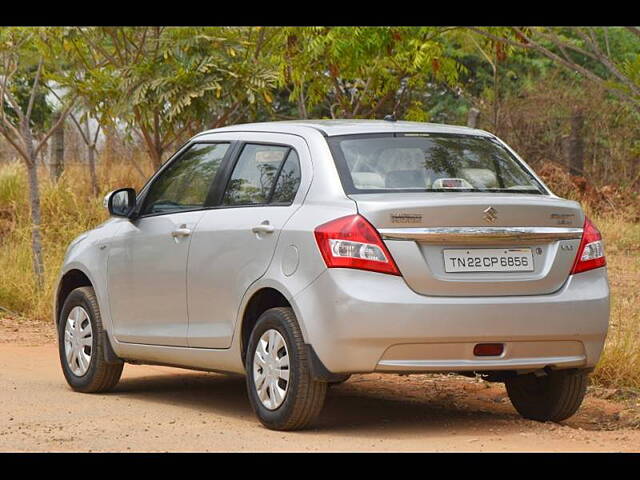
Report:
351,192,584,296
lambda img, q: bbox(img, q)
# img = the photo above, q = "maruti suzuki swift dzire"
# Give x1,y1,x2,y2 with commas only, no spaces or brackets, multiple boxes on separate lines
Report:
55,120,609,430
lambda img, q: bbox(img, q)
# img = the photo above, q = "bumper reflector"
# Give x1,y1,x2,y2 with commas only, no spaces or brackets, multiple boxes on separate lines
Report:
473,343,504,357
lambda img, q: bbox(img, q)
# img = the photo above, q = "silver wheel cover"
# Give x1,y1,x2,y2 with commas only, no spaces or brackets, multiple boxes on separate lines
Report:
253,329,290,410
64,306,93,376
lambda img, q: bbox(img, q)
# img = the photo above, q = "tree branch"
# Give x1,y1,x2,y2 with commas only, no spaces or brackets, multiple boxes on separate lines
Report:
2,88,27,127
577,27,640,97
34,94,78,156
0,122,29,161
25,58,44,124
471,27,640,113
92,121,101,146
79,28,119,66
625,26,640,40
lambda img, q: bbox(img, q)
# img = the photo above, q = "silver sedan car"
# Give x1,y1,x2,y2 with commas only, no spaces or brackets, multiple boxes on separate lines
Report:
54,120,609,430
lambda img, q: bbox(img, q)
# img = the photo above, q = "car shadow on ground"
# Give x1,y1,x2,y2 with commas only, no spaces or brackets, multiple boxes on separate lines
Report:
109,369,527,435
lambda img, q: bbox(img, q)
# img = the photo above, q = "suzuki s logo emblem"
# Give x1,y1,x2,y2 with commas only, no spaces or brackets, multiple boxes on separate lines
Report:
483,206,498,223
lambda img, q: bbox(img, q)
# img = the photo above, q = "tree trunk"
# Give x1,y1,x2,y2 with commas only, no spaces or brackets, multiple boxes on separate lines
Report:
139,124,163,168
85,118,99,197
49,111,65,181
467,108,481,128
492,62,500,134
87,144,99,196
297,90,308,119
567,110,584,176
24,125,45,290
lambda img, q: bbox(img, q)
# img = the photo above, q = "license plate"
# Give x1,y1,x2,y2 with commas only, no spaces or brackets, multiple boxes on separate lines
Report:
443,248,534,273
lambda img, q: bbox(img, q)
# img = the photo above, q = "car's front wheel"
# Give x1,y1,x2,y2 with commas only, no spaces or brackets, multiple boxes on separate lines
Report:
505,369,588,422
245,307,327,431
58,286,124,393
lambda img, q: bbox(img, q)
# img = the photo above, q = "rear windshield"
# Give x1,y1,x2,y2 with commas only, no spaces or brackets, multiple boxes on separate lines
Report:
327,133,546,194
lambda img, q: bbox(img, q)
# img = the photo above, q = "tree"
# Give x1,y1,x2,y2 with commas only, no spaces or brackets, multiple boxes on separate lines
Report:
67,27,279,168
469,27,640,115
0,27,76,288
43,27,116,196
275,27,462,121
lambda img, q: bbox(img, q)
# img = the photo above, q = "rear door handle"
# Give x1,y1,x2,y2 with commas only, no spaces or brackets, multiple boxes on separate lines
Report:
171,227,192,238
251,222,275,234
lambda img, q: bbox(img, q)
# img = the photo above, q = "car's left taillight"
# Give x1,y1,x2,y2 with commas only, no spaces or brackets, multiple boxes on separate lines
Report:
314,214,401,276
571,216,606,274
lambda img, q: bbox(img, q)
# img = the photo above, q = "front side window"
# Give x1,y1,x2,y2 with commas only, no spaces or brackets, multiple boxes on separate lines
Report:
142,142,229,215
223,144,299,206
328,134,546,194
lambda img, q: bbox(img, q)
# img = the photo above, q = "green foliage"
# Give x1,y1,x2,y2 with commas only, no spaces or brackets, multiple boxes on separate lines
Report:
119,27,276,124
275,27,463,119
0,27,67,134
469,27,640,116
53,27,280,165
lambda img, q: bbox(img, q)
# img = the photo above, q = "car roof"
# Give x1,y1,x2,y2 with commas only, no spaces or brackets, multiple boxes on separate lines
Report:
196,119,493,138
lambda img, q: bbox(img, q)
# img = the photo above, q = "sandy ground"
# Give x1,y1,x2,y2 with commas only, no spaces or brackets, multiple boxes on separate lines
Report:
1,318,639,452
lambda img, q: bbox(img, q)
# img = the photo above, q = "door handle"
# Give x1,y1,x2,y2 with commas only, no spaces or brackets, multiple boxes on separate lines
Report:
171,227,192,238
251,222,275,234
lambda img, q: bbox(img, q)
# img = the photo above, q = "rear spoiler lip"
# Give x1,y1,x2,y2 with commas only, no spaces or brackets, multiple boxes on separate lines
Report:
378,226,583,244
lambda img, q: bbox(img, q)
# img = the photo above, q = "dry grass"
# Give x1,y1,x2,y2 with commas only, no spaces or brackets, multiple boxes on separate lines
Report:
0,161,152,321
0,160,638,389
589,214,640,390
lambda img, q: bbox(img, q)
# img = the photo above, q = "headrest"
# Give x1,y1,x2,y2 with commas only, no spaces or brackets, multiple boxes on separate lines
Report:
351,172,385,189
385,170,429,189
459,168,498,188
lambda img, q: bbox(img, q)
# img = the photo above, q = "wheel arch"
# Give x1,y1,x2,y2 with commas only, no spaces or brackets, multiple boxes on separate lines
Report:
55,268,94,326
240,287,294,362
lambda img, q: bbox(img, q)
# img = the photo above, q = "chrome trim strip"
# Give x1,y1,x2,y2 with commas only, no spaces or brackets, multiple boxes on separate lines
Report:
377,355,586,371
379,226,583,244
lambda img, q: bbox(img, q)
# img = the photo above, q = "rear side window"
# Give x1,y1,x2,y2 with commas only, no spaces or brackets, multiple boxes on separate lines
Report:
223,144,301,206
142,142,229,215
271,151,301,204
328,134,545,195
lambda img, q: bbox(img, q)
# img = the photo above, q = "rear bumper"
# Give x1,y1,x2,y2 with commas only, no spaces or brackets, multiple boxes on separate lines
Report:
293,267,609,374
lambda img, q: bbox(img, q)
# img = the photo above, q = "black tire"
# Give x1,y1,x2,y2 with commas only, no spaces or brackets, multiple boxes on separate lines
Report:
245,307,327,431
58,286,124,393
505,369,588,422
328,374,351,386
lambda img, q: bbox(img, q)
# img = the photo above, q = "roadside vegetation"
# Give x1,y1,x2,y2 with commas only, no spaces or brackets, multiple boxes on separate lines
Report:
0,159,638,390
0,26,638,390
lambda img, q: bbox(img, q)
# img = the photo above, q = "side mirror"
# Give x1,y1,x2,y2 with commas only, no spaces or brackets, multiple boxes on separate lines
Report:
104,188,136,218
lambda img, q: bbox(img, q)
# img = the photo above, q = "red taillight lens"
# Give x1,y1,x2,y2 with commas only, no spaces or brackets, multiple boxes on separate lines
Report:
571,217,606,274
314,214,401,276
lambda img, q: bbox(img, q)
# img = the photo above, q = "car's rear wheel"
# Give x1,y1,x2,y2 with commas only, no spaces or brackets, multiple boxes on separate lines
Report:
58,286,124,393
505,369,588,422
245,307,327,431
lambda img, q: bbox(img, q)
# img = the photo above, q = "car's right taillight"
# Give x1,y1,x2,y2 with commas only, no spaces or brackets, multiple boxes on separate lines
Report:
571,217,606,274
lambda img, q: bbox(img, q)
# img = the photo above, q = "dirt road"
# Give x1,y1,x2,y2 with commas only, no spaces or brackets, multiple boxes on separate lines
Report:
1,320,639,452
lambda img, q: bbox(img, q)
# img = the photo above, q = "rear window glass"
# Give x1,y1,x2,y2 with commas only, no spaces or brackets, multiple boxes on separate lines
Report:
328,134,545,194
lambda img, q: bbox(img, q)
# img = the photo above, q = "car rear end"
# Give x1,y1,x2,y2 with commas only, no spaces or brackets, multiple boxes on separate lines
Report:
296,129,609,377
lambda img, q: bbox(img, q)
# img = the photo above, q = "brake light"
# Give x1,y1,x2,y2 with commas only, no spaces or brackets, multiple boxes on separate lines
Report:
314,214,401,275
571,217,606,274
